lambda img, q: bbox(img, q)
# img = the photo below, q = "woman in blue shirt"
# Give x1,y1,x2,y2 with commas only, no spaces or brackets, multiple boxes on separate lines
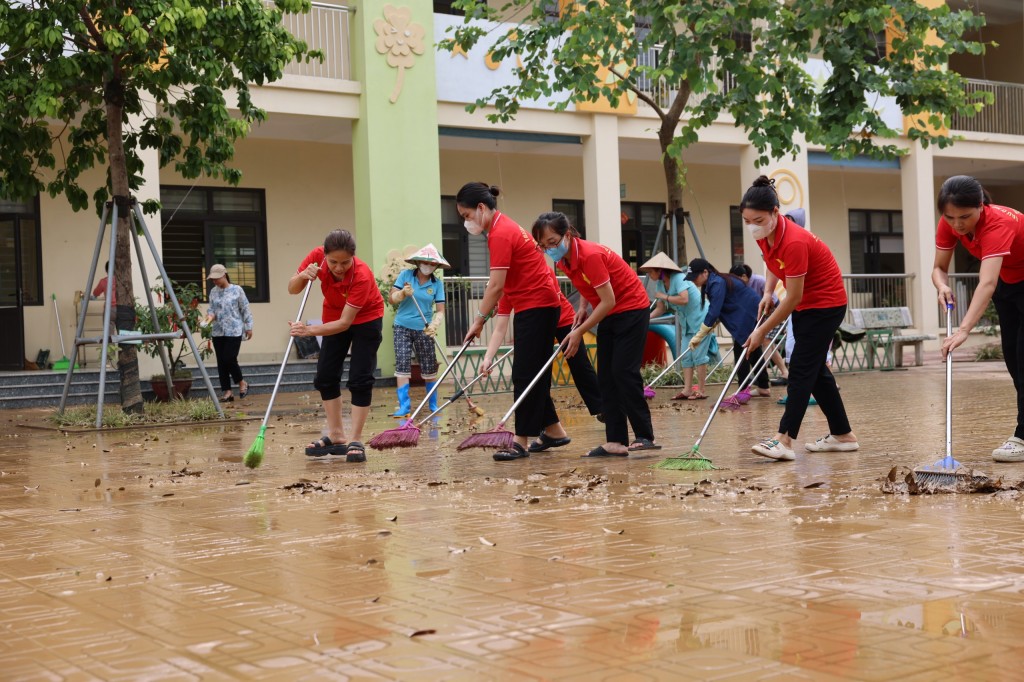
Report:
642,252,716,400
203,264,254,402
685,258,770,398
390,244,448,417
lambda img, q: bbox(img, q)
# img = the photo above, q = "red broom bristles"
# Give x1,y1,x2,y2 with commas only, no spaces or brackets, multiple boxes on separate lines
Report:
368,420,422,449
456,426,514,451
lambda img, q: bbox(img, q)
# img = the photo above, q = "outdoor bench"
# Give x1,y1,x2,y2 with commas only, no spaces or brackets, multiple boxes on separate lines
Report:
849,306,936,369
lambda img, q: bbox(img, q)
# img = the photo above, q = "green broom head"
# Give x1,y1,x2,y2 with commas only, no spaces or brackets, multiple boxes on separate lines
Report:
653,446,717,471
244,425,267,469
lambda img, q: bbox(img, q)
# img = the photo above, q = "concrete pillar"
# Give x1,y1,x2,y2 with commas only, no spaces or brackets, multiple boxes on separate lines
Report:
350,0,443,373
583,113,622,255
900,142,939,334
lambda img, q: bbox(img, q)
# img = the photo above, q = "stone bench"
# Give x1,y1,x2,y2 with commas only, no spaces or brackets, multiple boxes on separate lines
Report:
850,307,937,368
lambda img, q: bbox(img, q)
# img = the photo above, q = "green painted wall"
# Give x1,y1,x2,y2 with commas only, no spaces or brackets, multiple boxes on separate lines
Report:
351,0,443,375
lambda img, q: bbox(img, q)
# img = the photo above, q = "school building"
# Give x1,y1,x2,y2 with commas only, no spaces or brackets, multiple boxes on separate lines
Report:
2,0,1022,377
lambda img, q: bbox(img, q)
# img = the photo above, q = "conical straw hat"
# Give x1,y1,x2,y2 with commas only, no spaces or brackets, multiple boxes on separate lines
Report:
405,243,451,269
639,252,682,273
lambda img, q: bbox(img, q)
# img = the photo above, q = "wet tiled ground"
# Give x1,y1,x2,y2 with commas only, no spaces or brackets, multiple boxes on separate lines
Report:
3,359,1024,680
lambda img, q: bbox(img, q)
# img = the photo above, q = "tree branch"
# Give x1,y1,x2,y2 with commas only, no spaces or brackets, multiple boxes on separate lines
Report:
608,65,666,121
78,6,104,51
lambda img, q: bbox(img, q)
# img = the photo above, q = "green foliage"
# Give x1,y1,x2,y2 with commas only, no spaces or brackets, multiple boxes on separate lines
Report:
51,399,223,427
134,280,214,368
0,0,321,209
441,0,989,166
974,342,1003,362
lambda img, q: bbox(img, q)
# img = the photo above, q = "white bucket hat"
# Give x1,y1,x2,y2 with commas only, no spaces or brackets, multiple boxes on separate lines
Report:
405,243,451,269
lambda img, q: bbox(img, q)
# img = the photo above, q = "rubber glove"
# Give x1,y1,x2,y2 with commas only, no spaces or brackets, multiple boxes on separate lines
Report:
688,323,714,351
425,313,442,337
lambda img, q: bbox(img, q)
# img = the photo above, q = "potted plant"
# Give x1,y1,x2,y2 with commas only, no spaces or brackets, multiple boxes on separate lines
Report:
134,280,214,401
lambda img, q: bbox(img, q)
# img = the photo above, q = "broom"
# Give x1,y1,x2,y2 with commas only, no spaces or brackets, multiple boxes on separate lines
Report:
721,324,788,410
913,304,989,486
244,260,322,469
458,330,575,451
367,337,476,449
408,294,485,416
643,347,692,399
653,353,749,470
422,347,513,422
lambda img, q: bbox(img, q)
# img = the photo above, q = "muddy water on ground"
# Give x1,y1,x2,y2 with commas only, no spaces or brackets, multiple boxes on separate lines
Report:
2,362,1024,680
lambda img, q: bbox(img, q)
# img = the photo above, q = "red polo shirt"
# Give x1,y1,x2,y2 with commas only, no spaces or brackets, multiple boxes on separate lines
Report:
496,268,575,327
488,212,561,312
757,216,847,310
299,247,384,325
556,237,650,315
936,204,1024,284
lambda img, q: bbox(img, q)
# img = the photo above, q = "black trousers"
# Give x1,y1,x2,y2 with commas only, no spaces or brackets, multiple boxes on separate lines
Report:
512,307,561,437
314,318,383,406
212,335,243,392
556,323,602,416
733,344,769,390
993,279,1024,439
779,305,852,439
597,307,654,445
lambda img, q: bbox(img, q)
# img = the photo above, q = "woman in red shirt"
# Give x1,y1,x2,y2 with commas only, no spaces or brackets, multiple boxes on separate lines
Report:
742,176,858,462
458,182,565,462
289,229,384,463
532,212,657,457
933,175,1024,462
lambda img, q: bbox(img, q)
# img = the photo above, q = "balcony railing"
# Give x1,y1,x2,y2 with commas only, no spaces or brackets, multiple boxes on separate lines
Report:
269,1,352,81
635,45,736,111
951,78,1024,137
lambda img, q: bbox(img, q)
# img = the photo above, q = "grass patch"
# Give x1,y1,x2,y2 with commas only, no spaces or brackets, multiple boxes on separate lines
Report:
974,343,1003,362
50,399,226,428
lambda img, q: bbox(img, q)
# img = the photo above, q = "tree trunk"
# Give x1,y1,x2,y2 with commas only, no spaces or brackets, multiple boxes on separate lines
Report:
657,81,693,267
105,77,144,414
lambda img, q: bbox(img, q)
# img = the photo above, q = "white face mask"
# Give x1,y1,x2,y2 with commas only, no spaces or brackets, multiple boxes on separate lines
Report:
745,214,777,241
464,207,486,236
418,263,437,276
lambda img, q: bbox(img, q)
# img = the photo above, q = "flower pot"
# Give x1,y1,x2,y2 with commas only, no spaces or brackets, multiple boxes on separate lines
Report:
150,378,193,401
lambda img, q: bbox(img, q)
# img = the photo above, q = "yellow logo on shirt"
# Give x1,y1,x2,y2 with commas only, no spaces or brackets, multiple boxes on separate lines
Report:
427,288,433,295
775,258,785,270
582,273,591,285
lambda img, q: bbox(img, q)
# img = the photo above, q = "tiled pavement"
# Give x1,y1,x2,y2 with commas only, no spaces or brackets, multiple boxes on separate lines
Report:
2,359,1023,680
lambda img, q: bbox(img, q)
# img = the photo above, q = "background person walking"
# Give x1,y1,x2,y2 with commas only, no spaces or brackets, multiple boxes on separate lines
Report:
389,244,448,418
932,175,1024,462
203,264,253,402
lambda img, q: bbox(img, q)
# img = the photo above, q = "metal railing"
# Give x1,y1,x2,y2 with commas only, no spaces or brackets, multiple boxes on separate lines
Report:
841,274,915,324
943,273,999,331
635,45,736,111
441,276,576,343
950,78,1024,137
268,1,352,80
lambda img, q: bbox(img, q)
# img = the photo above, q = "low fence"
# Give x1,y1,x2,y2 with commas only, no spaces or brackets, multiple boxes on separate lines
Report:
950,79,1024,137
269,1,353,80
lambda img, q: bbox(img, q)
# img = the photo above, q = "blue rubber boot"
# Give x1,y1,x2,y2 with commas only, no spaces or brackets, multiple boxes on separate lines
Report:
392,384,411,417
426,381,439,413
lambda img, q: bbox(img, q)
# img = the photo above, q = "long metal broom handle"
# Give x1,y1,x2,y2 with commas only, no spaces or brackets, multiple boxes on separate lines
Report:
405,336,476,424
734,321,789,394
694,356,747,448
419,346,514,425
409,291,474,397
646,346,692,389
946,303,953,461
52,294,67,357
261,260,323,425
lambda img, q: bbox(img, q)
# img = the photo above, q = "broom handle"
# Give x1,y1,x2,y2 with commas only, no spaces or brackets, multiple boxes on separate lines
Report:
946,303,953,461
260,260,323,426
706,347,728,377
645,346,692,390
693,354,748,450
734,322,788,394
52,294,67,357
405,336,476,424
418,346,514,425
496,325,578,427
408,291,478,408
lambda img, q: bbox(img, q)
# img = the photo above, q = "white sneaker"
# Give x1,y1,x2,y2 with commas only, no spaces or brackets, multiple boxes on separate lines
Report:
992,437,1024,462
751,439,796,461
805,434,860,452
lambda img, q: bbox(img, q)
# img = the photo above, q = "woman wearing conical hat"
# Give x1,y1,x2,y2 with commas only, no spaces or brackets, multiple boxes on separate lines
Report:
640,252,717,401
389,243,450,418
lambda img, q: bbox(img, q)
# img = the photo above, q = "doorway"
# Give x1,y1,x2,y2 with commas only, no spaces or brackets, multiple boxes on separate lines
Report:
0,198,41,372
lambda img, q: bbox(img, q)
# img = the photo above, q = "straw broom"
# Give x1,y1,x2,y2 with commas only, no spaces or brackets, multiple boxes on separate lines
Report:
367,337,475,450
244,260,322,469
458,331,574,451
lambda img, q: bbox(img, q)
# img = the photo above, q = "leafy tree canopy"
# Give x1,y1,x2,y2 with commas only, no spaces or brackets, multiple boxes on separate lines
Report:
0,0,319,211
442,0,989,166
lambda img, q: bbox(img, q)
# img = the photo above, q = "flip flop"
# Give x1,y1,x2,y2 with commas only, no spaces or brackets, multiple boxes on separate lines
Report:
529,432,572,452
628,438,662,452
671,390,692,401
582,445,628,458
305,436,348,457
687,391,707,400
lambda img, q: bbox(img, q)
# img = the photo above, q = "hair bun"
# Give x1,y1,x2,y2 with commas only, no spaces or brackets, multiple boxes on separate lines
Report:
488,185,501,197
752,175,774,188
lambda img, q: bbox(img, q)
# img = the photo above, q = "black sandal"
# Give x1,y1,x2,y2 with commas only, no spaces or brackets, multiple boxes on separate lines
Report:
305,436,347,457
346,441,366,463
528,432,572,452
493,442,529,462
239,382,249,399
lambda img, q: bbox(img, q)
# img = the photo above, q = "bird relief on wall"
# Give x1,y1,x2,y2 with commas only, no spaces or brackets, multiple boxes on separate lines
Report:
374,5,425,103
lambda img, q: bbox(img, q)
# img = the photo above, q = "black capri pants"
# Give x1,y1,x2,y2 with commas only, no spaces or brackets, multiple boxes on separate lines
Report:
556,323,602,416
314,318,383,406
512,306,561,437
779,305,851,439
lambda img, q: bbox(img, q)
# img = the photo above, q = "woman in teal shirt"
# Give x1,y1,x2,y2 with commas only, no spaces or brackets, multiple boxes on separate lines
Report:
390,244,448,417
642,253,716,400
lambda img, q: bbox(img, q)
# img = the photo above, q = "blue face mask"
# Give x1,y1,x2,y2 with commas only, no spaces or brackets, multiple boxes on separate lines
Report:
545,236,569,262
